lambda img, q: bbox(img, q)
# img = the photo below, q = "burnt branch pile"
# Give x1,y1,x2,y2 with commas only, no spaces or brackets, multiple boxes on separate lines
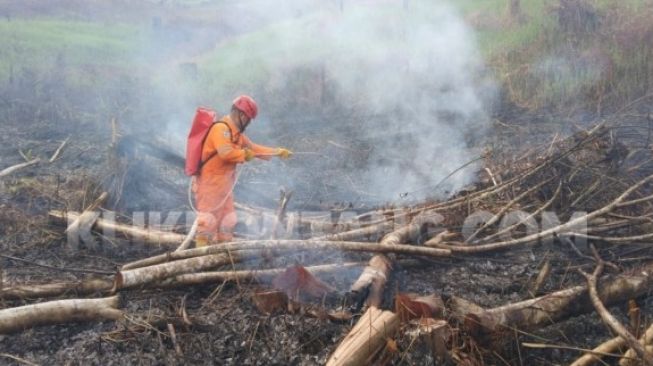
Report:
6,119,653,365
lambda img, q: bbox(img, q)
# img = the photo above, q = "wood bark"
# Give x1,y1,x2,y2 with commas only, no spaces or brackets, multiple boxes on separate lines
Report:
347,221,423,311
326,306,400,366
121,240,451,271
0,296,122,334
0,158,40,177
313,222,392,242
349,255,392,309
2,264,363,301
454,261,653,341
581,257,653,365
162,262,363,287
0,278,113,300
65,192,108,250
570,336,627,366
50,210,185,245
379,222,422,246
116,250,260,289
620,322,653,366
424,230,457,247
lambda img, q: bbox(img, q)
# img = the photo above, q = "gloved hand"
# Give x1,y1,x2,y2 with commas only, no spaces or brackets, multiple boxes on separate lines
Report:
277,148,293,159
243,148,255,162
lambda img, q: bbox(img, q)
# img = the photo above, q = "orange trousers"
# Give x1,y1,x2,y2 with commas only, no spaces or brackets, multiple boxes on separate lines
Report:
193,173,237,243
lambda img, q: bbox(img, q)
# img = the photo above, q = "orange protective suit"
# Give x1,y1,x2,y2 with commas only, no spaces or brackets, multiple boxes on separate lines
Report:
194,115,277,243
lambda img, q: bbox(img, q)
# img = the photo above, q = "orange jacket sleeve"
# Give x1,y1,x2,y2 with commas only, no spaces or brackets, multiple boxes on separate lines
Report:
243,135,278,161
208,123,247,163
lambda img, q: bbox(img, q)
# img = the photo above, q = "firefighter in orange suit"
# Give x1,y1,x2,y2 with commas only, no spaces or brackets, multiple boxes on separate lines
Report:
194,95,292,246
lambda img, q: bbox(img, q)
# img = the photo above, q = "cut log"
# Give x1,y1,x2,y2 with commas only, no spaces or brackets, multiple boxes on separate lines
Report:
326,306,400,366
454,261,653,342
0,158,40,177
314,222,392,242
349,255,392,310
116,250,259,289
121,240,451,271
424,230,458,247
570,336,627,366
2,264,363,301
580,253,653,365
345,222,428,311
379,222,421,246
163,262,363,287
0,296,122,334
620,322,653,366
50,210,185,246
65,192,108,250
0,278,113,300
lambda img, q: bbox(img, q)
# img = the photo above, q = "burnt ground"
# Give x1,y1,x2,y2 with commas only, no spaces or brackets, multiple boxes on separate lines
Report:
3,93,653,366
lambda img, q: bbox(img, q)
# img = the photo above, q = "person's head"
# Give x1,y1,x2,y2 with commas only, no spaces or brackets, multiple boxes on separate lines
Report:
230,95,258,132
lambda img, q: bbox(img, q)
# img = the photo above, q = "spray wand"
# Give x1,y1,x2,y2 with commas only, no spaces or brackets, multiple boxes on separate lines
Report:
253,151,321,157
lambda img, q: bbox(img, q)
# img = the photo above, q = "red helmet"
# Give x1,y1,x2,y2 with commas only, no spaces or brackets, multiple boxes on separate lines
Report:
233,95,258,119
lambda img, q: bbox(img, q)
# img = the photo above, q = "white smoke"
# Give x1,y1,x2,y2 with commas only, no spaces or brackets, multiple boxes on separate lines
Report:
158,0,495,204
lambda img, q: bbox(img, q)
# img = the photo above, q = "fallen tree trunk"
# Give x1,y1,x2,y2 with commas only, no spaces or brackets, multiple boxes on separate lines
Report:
453,261,653,342
0,296,122,334
50,210,185,246
2,264,364,301
121,240,452,271
162,262,364,287
118,242,387,290
0,157,40,178
326,306,400,366
0,278,113,300
379,222,422,246
346,223,426,310
116,250,260,289
349,255,392,310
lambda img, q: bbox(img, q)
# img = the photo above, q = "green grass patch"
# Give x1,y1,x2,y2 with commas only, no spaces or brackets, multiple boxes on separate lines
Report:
0,19,146,83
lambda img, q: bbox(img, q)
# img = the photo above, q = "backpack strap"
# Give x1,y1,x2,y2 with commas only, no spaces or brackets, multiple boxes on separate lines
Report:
197,121,235,174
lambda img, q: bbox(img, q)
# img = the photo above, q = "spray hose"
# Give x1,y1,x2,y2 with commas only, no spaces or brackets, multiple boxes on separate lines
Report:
187,170,243,214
